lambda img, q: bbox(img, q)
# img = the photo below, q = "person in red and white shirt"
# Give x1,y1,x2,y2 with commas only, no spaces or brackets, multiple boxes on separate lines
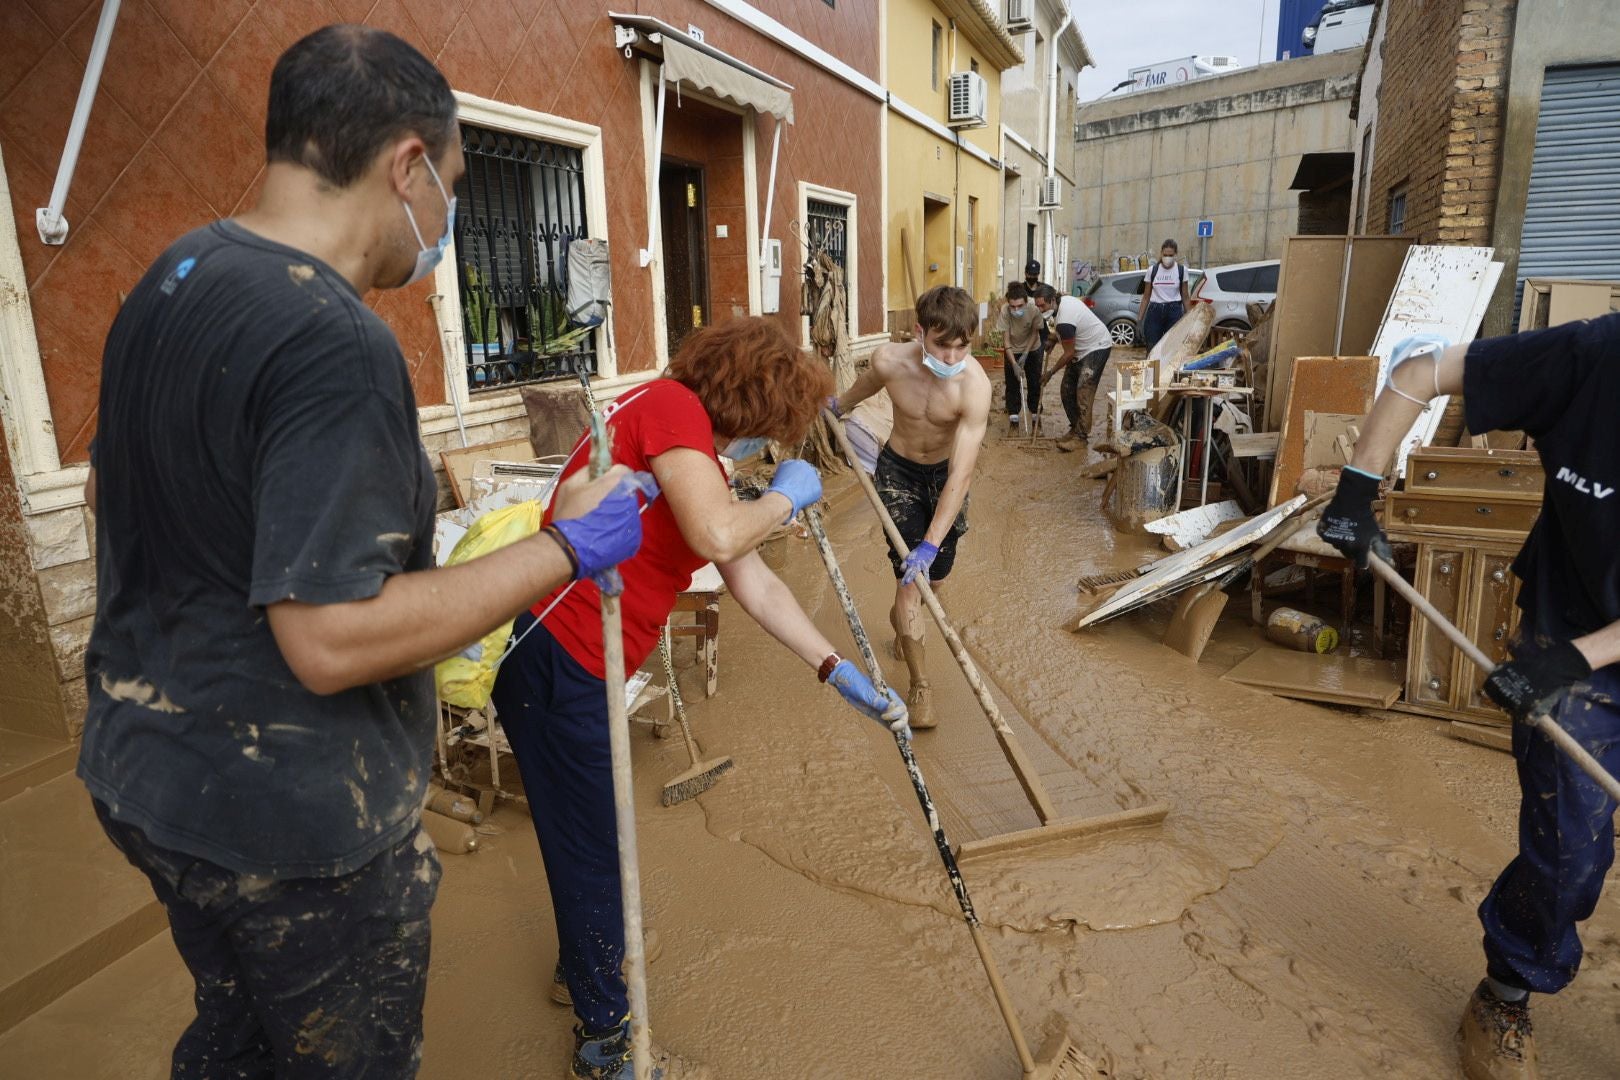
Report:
491,317,907,1079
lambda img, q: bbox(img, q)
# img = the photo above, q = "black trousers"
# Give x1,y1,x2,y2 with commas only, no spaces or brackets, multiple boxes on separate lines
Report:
1003,350,1042,415
95,800,439,1078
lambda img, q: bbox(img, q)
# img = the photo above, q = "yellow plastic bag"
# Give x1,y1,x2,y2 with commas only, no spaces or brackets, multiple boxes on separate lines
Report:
435,501,543,709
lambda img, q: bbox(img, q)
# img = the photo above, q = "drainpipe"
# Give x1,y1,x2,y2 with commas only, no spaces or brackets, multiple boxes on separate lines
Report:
37,0,121,245
639,72,668,268
1042,10,1072,282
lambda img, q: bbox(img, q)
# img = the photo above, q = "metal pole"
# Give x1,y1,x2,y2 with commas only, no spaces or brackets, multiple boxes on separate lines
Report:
38,0,121,244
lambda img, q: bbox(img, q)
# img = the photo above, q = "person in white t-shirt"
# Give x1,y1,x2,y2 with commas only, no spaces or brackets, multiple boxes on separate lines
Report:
1136,238,1192,350
1034,284,1114,450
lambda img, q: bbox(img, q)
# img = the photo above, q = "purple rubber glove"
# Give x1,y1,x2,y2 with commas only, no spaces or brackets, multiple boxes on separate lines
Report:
899,541,939,585
826,395,843,418
551,471,659,596
766,459,823,523
825,660,911,740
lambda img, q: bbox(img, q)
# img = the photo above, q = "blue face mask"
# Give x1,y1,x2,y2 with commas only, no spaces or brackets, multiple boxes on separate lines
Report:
400,154,456,287
921,346,968,380
1010,306,1028,318
722,436,769,461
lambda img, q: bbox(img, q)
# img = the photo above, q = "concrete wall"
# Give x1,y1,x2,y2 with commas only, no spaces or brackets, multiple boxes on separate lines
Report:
1073,50,1359,272
1485,0,1620,335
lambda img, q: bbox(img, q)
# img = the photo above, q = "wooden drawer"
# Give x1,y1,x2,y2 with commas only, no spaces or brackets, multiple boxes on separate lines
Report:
1408,546,1468,710
1459,552,1521,721
1386,489,1541,538
1406,448,1543,495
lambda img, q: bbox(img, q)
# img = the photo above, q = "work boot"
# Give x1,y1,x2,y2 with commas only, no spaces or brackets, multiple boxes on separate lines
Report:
1055,427,1087,452
898,635,937,729
570,1021,710,1080
552,928,663,1007
1459,980,1538,1080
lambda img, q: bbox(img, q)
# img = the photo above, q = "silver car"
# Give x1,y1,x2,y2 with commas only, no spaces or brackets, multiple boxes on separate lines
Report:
1081,268,1206,347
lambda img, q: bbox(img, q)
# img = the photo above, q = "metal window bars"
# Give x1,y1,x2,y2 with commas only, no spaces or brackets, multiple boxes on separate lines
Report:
454,124,597,391
805,198,849,276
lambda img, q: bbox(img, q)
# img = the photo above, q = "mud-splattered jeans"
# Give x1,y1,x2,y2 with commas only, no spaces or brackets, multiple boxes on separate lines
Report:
1478,629,1620,994
1061,346,1112,436
94,801,440,1078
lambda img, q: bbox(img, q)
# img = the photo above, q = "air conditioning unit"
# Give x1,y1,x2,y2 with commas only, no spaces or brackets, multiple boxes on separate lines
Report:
1039,175,1062,208
1005,0,1033,32
947,71,988,128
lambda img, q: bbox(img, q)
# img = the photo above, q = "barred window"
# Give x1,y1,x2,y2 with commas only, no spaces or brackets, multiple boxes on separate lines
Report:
806,198,849,278
453,123,597,391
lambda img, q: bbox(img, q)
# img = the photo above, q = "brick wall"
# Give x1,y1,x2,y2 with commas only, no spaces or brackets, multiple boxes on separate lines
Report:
1439,0,1518,244
1365,0,1517,243
1365,0,1467,242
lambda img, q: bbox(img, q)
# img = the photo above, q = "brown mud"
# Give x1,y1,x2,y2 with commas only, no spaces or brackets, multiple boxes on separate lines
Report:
9,357,1620,1078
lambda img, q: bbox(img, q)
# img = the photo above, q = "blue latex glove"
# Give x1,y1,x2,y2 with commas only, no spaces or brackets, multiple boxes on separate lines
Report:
899,541,939,586
766,459,823,523
1389,334,1452,369
551,471,659,596
826,660,912,740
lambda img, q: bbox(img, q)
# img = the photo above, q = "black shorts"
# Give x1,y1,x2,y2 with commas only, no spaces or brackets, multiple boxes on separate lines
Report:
875,444,969,582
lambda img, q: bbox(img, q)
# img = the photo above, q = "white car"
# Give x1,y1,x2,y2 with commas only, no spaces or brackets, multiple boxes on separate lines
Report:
1193,260,1279,331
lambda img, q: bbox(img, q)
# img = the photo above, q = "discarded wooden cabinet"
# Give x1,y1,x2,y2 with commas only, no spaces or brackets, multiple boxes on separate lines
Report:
1390,448,1543,727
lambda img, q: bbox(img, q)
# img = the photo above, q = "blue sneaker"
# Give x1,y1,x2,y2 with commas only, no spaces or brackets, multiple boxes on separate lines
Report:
570,1022,709,1079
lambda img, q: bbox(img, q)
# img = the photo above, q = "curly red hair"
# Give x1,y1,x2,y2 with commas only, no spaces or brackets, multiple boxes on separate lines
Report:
664,318,833,445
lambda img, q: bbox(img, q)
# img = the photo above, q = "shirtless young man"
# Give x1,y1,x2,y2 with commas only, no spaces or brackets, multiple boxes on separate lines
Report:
831,285,992,728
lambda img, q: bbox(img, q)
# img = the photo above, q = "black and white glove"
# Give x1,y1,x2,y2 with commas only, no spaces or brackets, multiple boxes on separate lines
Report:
1484,641,1592,725
1316,466,1392,569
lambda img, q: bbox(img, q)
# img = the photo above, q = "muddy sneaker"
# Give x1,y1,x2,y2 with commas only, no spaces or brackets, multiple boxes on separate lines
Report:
552,929,663,1007
1055,430,1086,453
1459,980,1538,1080
570,1022,710,1080
1008,414,1021,434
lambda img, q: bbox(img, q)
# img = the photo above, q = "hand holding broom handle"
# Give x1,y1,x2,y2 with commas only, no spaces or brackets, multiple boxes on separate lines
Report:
1367,553,1620,804
589,412,653,1080
802,506,1041,1074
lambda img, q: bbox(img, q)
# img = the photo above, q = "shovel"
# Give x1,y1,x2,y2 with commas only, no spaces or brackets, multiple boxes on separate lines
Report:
1161,493,1332,661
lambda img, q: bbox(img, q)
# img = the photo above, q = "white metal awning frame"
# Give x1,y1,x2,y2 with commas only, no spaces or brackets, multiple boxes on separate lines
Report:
610,13,795,271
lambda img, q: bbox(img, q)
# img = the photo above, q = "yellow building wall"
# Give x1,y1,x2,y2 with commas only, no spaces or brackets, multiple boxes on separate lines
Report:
885,0,1007,322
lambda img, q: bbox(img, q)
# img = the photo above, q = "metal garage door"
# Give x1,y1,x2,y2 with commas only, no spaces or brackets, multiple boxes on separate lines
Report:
1517,65,1620,317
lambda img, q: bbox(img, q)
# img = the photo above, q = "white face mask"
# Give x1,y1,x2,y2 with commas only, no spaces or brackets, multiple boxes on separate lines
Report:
1161,256,1175,268
400,155,456,287
722,436,768,461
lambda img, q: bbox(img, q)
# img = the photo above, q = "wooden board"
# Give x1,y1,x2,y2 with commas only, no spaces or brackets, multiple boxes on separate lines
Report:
1365,246,1501,477
1076,496,1305,629
1264,236,1415,431
1302,411,1361,470
440,437,535,508
1450,721,1512,754
1266,357,1380,507
1144,500,1245,549
1228,432,1280,459
1547,281,1614,326
1222,647,1403,708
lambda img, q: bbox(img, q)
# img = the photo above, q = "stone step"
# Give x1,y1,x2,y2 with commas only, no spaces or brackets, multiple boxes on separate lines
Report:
0,929,188,1079
0,729,75,804
0,770,165,1034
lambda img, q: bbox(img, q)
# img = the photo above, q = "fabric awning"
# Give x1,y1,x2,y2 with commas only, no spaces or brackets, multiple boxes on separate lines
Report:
661,36,793,123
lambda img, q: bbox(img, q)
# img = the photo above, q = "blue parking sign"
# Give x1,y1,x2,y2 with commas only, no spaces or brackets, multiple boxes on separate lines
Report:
1197,219,1214,238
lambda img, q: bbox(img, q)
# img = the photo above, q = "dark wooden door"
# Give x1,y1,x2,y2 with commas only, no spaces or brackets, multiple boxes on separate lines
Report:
660,162,709,355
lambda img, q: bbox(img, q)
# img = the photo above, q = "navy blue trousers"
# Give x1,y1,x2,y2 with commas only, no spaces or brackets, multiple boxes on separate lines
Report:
94,801,439,1078
490,614,627,1034
1479,630,1620,994
1142,301,1184,349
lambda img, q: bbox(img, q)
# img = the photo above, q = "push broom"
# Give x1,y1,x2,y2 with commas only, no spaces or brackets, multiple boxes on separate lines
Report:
656,624,734,806
823,410,1167,859
804,504,1102,1079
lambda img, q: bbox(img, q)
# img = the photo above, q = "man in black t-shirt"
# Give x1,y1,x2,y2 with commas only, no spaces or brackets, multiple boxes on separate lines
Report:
80,26,643,1077
1318,316,1620,1080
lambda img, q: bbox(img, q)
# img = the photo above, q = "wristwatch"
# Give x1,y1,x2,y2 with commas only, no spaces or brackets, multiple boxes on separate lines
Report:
817,652,843,683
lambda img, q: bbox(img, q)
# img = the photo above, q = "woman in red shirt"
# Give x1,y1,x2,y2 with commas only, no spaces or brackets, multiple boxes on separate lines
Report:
490,318,906,1080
